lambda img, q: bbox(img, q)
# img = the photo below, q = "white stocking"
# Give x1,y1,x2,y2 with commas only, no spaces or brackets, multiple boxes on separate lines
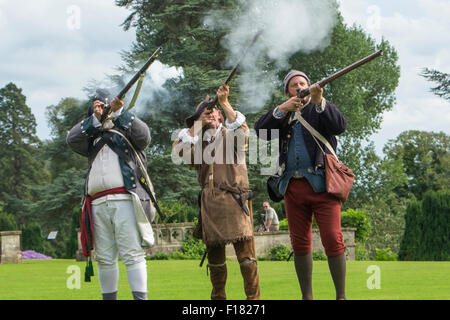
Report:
98,263,119,294
126,260,148,293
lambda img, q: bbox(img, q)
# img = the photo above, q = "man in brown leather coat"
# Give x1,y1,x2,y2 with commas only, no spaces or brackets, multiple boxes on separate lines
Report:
173,84,260,300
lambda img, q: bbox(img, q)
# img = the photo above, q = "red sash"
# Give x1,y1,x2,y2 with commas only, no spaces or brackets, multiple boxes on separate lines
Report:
80,187,129,257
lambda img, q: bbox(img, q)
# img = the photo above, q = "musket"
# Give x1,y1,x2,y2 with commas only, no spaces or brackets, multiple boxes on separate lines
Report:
100,46,162,122
185,30,263,127
206,30,264,110
297,50,383,98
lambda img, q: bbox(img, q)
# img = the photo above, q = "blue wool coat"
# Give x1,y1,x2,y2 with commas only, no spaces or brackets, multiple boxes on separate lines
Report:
66,111,154,221
254,100,347,173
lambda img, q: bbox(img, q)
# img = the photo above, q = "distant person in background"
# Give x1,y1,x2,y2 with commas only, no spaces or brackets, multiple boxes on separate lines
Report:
263,202,279,232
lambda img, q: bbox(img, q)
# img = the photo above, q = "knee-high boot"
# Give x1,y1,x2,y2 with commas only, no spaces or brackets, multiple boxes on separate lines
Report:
208,263,227,300
327,253,347,300
294,252,314,300
239,258,260,300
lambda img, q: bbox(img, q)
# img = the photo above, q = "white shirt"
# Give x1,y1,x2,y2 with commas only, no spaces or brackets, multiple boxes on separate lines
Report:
265,208,279,225
87,108,131,204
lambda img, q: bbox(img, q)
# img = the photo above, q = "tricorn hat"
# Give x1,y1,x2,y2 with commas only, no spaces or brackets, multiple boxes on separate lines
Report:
185,95,214,128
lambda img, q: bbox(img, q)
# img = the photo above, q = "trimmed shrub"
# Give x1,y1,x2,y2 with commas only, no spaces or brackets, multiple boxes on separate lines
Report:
375,248,398,261
266,244,291,261
312,250,327,261
341,209,371,242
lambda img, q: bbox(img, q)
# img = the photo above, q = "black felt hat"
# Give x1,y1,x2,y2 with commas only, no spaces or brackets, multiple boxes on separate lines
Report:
87,88,113,116
91,88,113,104
185,95,214,128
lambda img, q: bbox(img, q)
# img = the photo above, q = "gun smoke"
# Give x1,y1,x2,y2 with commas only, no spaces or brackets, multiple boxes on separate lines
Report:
204,0,338,112
94,1,337,119
86,60,183,117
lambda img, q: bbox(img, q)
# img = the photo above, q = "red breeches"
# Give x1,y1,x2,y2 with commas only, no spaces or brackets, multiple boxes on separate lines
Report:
284,178,346,257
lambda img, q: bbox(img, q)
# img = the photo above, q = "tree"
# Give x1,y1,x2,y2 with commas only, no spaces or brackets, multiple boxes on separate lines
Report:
25,168,86,258
0,202,18,231
146,152,200,207
399,189,450,261
21,222,45,253
420,68,450,101
0,83,49,223
44,98,88,179
383,130,450,200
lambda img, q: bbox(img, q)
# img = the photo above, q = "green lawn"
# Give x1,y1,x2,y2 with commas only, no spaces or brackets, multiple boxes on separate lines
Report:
0,259,449,300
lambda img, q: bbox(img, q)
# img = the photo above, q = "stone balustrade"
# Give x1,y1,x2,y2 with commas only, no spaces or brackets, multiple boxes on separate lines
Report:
147,223,356,260
146,222,195,256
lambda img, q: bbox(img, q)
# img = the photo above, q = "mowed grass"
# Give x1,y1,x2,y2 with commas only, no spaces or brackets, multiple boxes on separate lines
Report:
0,259,449,300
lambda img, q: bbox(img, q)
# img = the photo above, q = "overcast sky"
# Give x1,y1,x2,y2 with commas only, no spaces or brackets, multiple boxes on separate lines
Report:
0,0,449,155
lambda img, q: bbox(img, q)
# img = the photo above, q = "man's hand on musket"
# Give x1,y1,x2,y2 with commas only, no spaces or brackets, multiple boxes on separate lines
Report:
309,83,323,105
278,96,306,113
217,83,237,124
110,97,125,112
217,83,230,106
93,98,124,122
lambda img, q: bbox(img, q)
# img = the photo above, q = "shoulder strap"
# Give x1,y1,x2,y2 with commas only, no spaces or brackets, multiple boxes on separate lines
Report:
296,115,340,162
107,129,166,221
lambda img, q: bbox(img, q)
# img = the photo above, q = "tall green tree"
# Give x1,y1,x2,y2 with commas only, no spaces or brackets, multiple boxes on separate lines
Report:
44,98,88,179
0,83,48,223
399,189,450,261
383,130,450,200
36,98,91,257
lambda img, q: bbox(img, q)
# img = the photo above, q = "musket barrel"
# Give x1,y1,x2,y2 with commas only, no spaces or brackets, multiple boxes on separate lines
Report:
297,50,383,98
117,46,162,99
206,30,263,110
100,46,162,122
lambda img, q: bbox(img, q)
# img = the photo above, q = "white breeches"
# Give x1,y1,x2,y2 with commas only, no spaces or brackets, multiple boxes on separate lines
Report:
92,199,146,267
92,199,148,294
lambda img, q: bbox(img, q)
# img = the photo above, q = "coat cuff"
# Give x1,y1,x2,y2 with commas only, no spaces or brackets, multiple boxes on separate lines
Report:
81,115,100,137
113,111,136,131
178,128,199,144
273,106,287,119
225,111,246,130
315,98,327,113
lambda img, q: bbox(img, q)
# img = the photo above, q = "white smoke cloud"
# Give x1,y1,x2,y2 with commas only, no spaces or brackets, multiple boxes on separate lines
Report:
204,0,338,112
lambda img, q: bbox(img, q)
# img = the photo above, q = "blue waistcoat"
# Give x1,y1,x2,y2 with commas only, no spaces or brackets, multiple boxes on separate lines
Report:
278,121,326,195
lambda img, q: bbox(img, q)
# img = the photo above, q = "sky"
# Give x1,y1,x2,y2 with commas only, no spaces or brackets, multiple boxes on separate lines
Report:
0,0,449,155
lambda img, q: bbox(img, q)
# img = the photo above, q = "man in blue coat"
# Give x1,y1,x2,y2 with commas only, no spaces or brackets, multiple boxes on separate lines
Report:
254,71,348,300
